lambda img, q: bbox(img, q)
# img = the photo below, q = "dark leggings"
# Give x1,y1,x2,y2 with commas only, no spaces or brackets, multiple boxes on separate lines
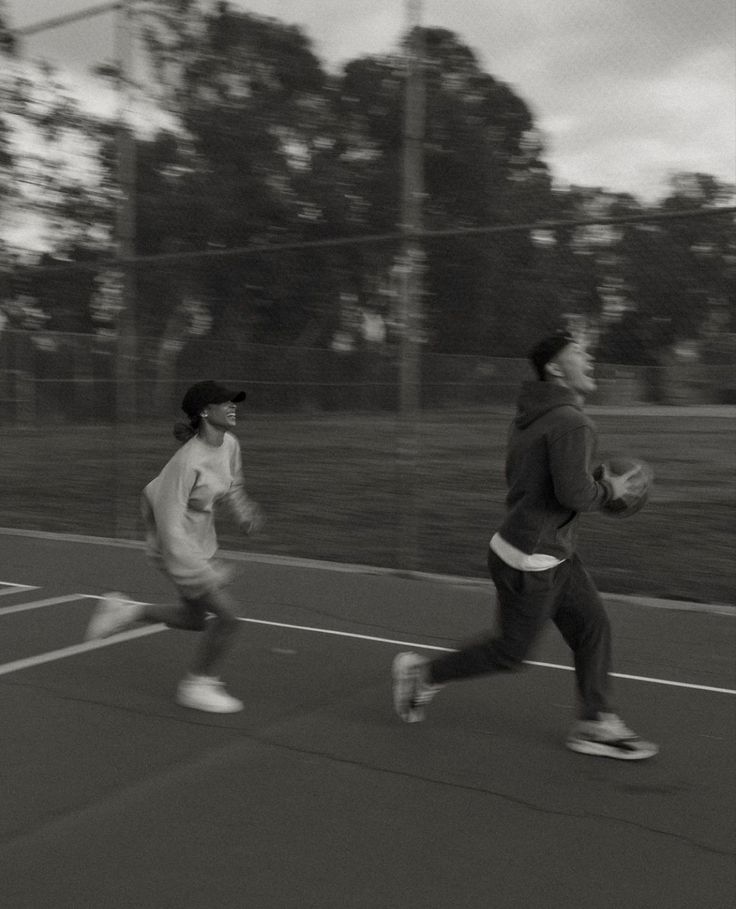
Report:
428,549,612,720
142,588,240,677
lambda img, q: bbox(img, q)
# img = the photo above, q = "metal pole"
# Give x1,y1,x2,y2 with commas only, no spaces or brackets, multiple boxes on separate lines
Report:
113,0,137,536
400,1,425,412
397,0,425,569
114,0,136,425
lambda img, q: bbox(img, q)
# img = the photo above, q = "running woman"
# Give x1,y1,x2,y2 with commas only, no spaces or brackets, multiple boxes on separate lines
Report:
392,333,658,760
85,380,264,713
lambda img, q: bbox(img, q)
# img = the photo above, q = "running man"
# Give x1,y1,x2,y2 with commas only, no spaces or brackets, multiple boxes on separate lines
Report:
392,332,658,760
85,380,264,713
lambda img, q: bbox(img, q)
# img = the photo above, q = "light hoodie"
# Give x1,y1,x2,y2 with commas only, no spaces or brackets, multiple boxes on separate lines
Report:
141,432,258,596
496,381,612,561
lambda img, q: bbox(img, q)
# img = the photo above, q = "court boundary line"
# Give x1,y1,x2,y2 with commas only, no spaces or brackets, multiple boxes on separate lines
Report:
0,582,39,597
0,624,166,678
238,617,736,696
0,594,94,617
0,526,733,616
0,609,732,695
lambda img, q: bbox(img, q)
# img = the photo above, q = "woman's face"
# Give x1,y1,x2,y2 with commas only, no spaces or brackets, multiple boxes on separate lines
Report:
203,400,238,430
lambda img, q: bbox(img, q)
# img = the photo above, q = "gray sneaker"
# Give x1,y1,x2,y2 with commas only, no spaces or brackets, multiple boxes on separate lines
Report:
392,652,442,723
567,713,658,760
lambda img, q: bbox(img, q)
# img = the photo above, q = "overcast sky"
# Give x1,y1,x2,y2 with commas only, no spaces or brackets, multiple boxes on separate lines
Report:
7,0,736,202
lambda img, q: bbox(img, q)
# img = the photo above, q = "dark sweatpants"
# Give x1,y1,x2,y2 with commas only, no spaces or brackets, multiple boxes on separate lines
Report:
428,549,613,720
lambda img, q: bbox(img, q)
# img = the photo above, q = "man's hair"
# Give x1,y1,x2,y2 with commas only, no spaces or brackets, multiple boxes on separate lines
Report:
528,332,575,380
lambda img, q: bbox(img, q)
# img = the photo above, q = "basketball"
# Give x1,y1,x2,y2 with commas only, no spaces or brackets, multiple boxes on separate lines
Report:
594,457,653,518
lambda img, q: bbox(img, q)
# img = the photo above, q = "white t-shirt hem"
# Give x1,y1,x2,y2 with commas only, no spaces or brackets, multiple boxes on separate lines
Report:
490,533,565,572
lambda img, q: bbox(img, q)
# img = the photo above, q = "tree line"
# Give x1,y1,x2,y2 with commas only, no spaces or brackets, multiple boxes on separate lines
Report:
1,0,734,368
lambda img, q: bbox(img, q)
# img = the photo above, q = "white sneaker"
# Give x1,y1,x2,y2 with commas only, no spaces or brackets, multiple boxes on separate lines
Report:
85,592,142,641
176,675,244,713
567,713,658,760
392,652,443,723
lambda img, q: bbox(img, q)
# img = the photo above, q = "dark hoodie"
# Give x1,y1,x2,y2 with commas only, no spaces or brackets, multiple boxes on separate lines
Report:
497,381,612,560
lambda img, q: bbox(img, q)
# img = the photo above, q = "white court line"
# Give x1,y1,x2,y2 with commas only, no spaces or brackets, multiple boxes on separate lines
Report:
0,582,39,597
0,594,150,618
238,617,736,696
0,609,732,695
0,594,93,617
0,625,166,678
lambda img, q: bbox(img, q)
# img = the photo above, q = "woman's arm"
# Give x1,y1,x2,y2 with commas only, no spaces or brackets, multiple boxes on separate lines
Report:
223,439,264,533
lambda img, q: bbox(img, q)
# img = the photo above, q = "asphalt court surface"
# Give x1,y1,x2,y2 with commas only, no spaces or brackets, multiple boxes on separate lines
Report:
0,531,734,909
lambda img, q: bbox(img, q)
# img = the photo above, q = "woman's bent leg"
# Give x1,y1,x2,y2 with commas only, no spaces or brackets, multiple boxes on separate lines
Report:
188,589,240,676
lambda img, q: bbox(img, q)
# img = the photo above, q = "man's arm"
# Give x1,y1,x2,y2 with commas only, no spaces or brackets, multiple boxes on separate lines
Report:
548,424,611,512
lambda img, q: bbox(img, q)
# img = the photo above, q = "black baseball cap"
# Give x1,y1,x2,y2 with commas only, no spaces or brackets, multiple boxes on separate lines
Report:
181,380,246,418
528,331,576,379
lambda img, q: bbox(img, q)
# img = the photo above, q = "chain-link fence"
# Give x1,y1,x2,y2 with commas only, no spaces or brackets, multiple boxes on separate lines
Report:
0,326,734,606
1,5,735,604
1,328,735,428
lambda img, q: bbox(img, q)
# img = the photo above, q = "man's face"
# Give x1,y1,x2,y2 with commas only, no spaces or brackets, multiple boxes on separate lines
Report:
548,342,597,395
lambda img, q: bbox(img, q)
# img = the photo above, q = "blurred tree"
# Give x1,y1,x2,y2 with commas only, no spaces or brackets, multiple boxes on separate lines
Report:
0,0,14,54
2,1,733,387
329,28,556,355
0,22,112,332
0,7,14,305
134,0,339,355
0,3,17,253
523,186,642,355
128,18,563,357
598,174,736,365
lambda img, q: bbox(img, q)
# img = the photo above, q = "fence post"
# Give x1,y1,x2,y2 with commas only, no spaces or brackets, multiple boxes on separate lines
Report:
397,4,425,571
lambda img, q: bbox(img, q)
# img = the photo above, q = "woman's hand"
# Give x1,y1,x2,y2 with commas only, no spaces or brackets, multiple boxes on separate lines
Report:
241,503,265,535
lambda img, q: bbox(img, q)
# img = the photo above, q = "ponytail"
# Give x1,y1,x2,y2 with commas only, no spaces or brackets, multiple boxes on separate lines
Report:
173,414,201,443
